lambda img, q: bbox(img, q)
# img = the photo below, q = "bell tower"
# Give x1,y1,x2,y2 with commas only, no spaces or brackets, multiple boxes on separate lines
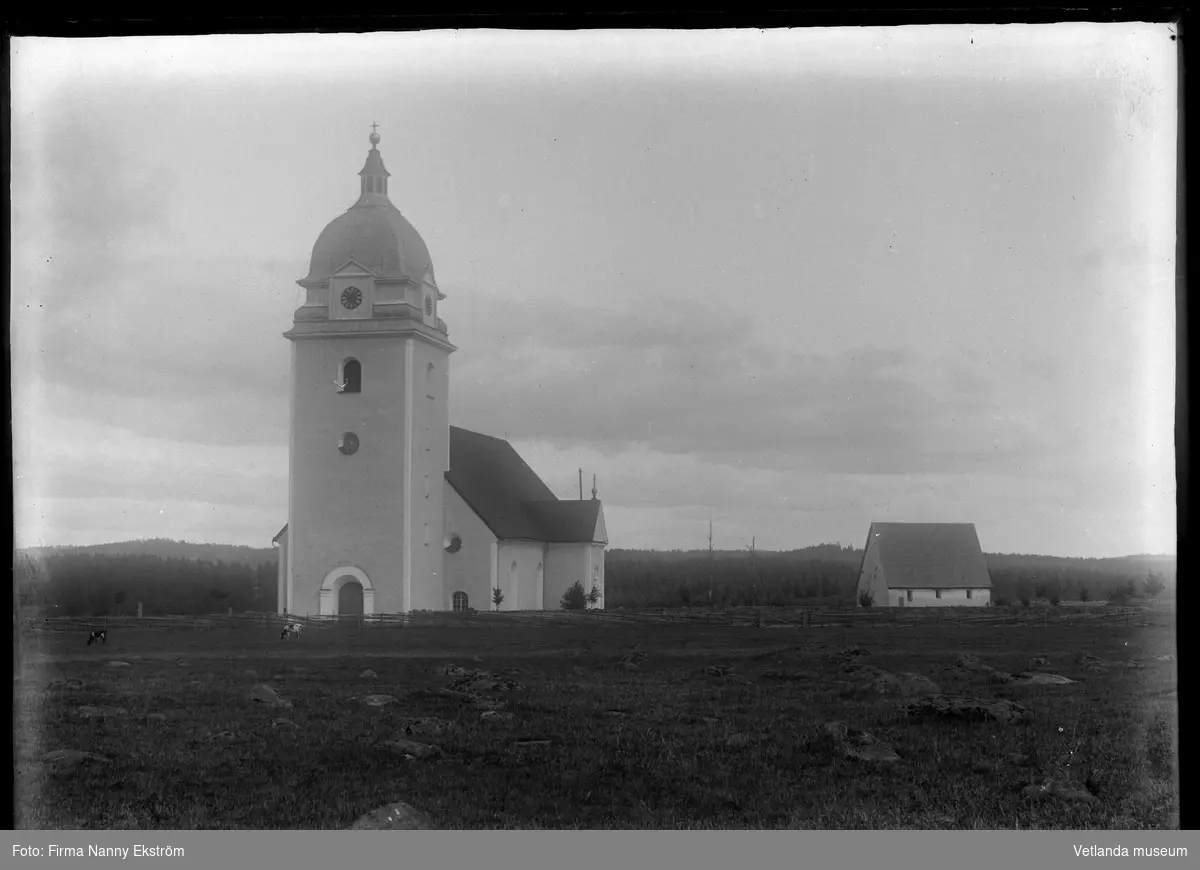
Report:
282,127,454,618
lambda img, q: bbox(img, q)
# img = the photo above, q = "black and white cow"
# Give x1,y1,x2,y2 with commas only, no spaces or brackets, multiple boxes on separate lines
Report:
86,629,107,646
279,623,302,640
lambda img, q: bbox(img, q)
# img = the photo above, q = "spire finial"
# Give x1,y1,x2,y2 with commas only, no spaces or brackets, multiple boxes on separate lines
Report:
369,122,380,148
592,474,598,500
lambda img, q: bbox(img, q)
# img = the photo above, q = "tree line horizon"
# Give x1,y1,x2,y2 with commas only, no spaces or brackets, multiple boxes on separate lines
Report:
14,539,1176,618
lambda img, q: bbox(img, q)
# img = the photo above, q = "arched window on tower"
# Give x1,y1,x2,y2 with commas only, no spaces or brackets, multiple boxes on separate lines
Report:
340,359,361,394
426,362,435,400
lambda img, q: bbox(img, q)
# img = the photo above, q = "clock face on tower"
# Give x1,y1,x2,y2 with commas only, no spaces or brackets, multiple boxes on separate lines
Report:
339,432,360,455
341,286,363,310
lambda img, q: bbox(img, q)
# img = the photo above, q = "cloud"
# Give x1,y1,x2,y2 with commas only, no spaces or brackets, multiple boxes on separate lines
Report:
447,285,1069,477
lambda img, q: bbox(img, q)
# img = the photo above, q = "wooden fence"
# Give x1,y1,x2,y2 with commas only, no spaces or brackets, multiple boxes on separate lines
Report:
24,601,1174,634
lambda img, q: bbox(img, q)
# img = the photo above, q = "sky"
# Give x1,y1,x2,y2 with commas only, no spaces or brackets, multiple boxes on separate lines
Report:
10,25,1178,557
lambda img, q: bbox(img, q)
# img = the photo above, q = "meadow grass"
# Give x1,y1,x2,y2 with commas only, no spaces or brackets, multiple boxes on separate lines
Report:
15,609,1178,829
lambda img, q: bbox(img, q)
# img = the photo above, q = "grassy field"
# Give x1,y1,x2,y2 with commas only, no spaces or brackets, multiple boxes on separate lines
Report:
15,606,1178,829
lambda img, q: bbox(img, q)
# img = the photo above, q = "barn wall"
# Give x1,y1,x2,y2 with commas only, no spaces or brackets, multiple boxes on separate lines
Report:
890,587,991,608
856,540,889,606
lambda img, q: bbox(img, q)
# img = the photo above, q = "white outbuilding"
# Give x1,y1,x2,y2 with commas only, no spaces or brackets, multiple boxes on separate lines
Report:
856,522,993,607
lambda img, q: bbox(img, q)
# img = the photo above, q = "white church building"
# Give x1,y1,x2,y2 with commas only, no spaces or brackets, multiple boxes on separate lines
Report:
272,128,607,617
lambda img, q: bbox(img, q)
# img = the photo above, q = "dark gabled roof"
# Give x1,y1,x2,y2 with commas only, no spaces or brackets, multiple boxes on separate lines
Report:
272,525,288,545
867,522,992,589
523,500,604,544
446,426,604,544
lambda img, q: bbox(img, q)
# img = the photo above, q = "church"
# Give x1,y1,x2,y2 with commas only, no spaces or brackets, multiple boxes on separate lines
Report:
271,128,608,618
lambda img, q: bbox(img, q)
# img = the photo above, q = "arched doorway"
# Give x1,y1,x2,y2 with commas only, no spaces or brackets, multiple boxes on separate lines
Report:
338,579,364,617
452,591,469,612
318,566,375,617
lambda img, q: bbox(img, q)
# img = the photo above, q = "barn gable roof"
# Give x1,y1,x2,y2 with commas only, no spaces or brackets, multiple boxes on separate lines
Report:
446,426,604,544
866,522,992,589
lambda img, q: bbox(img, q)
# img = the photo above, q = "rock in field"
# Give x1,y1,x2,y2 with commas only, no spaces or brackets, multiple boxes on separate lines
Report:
839,645,872,660
817,721,901,763
399,716,456,736
41,749,111,767
382,737,441,760
360,694,400,708
1023,777,1098,803
47,678,86,691
106,661,132,668
480,710,515,722
840,664,940,697
903,694,1032,725
248,684,293,708
360,669,378,679
77,705,128,719
351,802,436,830
1011,672,1076,685
948,654,996,675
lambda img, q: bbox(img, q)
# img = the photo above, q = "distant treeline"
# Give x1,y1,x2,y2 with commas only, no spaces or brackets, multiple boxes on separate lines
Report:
604,548,1175,608
15,552,277,617
13,541,1175,618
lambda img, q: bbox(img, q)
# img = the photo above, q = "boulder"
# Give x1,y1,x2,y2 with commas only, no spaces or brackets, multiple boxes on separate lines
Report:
382,737,440,760
1023,777,1098,803
248,684,293,708
841,664,940,697
816,721,901,763
360,694,399,708
41,749,111,766
398,716,456,736
77,705,128,719
350,802,435,830
47,678,85,691
903,694,1032,725
760,669,819,682
360,669,378,678
1011,672,1076,685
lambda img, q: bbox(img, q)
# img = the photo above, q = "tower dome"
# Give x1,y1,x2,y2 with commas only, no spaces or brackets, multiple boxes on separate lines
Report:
301,127,435,287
